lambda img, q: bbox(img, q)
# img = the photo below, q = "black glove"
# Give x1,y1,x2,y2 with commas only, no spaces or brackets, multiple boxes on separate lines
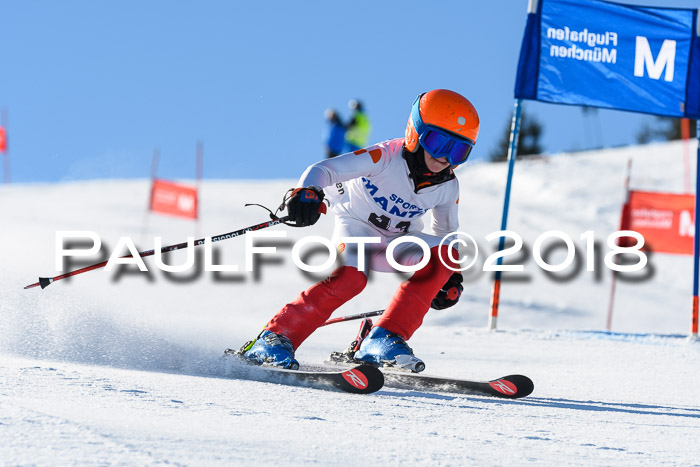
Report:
287,187,326,226
431,272,463,310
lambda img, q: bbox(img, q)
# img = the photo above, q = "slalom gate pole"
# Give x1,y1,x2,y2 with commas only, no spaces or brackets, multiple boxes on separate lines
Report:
2,108,9,184
140,148,160,246
195,141,204,239
488,99,523,331
606,158,633,331
692,119,700,337
24,216,290,290
321,310,384,327
682,118,691,193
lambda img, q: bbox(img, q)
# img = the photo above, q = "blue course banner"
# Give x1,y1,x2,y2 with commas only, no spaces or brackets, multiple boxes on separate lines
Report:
515,0,700,118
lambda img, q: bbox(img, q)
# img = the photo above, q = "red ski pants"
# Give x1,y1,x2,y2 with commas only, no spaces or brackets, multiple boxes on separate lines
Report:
265,245,457,349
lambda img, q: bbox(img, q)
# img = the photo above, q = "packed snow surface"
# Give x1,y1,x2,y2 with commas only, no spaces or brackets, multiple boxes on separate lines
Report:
2,140,699,465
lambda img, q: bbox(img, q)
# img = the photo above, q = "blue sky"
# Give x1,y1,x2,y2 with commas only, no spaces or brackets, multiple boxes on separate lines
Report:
1,0,698,183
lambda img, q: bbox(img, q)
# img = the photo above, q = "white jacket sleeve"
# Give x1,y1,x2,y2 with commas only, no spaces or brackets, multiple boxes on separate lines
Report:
296,145,389,189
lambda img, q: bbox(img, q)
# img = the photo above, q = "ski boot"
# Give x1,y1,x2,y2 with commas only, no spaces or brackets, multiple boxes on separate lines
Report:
329,319,425,373
234,330,300,370
354,326,425,373
329,318,374,365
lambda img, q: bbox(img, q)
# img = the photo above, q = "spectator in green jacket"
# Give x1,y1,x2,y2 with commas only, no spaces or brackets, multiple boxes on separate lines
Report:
344,99,371,152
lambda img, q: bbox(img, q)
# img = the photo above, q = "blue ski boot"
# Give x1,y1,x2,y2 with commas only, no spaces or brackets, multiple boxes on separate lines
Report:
240,330,300,370
353,326,425,373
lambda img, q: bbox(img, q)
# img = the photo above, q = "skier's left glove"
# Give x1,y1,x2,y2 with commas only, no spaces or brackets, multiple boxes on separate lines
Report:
431,272,463,310
286,187,326,227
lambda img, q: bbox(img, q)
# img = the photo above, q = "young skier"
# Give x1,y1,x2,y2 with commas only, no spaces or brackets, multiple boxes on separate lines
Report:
240,89,479,372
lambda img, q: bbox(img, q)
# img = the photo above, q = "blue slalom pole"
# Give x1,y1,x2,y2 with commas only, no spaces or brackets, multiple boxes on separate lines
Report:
489,99,523,330
693,119,700,337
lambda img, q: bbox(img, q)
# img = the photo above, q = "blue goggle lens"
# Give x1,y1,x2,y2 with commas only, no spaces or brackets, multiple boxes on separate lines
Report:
421,129,474,165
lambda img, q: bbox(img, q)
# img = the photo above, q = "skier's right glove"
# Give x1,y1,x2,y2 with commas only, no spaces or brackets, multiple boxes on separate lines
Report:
286,187,326,227
431,272,463,310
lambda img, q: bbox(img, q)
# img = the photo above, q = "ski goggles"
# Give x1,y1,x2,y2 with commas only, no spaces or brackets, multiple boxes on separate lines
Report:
411,95,475,165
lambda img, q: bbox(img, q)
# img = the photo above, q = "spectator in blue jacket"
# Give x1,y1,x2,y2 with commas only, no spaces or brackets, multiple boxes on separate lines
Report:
324,108,347,158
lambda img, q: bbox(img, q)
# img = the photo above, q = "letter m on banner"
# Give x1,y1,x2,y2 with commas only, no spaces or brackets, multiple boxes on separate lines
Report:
149,179,198,219
515,0,700,118
634,36,676,82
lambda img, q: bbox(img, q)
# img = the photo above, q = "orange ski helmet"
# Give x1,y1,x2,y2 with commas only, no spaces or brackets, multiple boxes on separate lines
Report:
405,89,479,164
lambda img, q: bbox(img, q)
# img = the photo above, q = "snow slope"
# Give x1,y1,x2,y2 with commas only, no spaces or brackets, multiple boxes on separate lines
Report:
2,140,700,465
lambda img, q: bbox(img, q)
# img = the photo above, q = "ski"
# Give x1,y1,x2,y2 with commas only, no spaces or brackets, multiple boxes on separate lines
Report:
380,371,534,399
326,358,533,398
326,316,534,398
223,349,384,395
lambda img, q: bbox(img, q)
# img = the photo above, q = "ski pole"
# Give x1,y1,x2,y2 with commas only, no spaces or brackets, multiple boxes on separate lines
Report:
24,216,290,290
321,310,384,327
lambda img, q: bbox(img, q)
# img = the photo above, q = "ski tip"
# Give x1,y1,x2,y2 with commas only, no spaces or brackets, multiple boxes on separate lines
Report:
488,374,534,399
338,364,385,394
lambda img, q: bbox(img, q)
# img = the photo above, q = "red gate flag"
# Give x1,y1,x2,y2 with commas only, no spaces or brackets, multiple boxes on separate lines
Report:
620,190,695,255
149,179,198,219
0,126,6,153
